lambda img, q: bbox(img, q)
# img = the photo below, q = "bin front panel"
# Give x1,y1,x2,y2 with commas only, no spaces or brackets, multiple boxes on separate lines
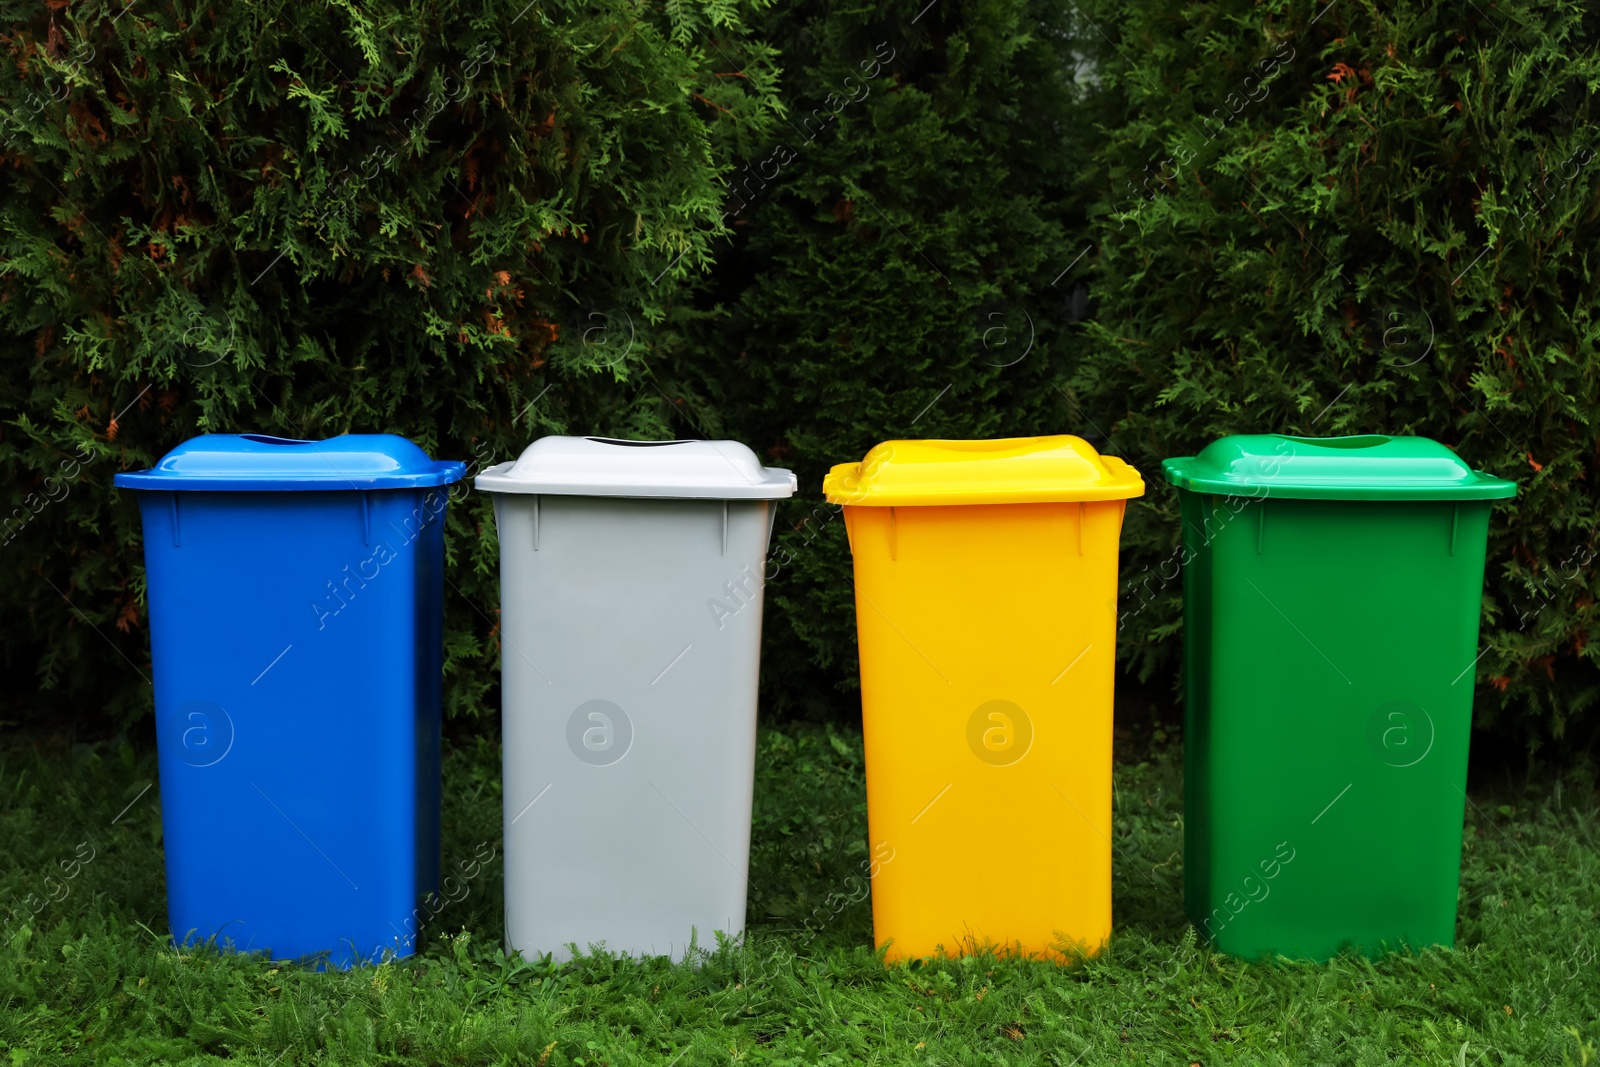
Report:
1182,493,1488,960
846,499,1125,961
497,494,770,961
139,487,447,967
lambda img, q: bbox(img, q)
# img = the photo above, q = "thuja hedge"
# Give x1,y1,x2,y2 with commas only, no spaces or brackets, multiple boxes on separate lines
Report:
665,0,1092,719
0,0,784,724
681,0,1600,745
7,0,1599,750
1064,0,1600,745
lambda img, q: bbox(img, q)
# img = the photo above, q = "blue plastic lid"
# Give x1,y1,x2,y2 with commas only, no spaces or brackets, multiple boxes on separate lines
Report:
112,434,467,492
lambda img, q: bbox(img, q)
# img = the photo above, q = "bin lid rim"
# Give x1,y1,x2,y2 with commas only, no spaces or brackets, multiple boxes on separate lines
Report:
111,433,467,491
1162,434,1518,500
821,435,1145,506
473,435,797,499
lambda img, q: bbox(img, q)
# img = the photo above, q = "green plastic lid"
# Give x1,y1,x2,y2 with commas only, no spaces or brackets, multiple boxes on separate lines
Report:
1161,434,1518,500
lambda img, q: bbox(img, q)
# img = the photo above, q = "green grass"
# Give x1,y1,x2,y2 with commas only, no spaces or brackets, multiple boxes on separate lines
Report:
1,726,1597,1065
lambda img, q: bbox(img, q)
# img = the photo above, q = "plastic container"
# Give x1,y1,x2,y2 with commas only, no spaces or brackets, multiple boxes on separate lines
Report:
1163,433,1517,960
476,436,795,961
823,436,1144,962
114,434,465,967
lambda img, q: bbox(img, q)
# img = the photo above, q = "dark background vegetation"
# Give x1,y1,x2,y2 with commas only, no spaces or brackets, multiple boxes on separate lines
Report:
3,0,1598,757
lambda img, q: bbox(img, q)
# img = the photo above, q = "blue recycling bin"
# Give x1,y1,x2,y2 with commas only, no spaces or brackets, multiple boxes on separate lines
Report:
114,434,466,967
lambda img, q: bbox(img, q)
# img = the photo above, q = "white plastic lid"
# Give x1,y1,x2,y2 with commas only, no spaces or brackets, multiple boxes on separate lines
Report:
474,436,797,499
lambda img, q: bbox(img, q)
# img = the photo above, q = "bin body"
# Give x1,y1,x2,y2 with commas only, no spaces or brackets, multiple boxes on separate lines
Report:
115,434,464,967
1166,434,1516,960
824,437,1144,962
477,437,795,961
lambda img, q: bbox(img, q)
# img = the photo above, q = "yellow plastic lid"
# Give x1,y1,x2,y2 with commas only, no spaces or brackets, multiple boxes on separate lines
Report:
823,435,1144,506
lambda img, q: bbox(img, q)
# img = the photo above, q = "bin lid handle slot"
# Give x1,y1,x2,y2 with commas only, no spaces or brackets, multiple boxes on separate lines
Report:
583,437,693,448
238,434,315,446
1270,434,1392,449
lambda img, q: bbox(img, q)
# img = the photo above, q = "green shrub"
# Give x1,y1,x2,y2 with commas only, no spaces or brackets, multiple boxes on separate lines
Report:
667,0,1094,719
8,0,1597,753
0,0,783,725
1069,0,1600,745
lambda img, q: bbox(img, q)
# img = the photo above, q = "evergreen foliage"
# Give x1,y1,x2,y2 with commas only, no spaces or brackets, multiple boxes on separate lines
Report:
1067,0,1600,744
4,0,1598,747
0,0,782,724
672,0,1092,718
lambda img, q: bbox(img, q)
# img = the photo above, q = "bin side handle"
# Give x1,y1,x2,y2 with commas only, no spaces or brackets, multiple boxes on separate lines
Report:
532,495,540,551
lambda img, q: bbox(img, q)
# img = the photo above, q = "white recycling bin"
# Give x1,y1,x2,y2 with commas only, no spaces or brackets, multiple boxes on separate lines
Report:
476,436,796,960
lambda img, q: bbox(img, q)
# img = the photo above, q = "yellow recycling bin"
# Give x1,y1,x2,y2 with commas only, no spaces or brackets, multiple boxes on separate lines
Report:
824,436,1144,962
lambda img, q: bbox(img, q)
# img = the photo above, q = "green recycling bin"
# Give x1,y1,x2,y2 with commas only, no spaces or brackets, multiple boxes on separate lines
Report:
1163,434,1516,960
